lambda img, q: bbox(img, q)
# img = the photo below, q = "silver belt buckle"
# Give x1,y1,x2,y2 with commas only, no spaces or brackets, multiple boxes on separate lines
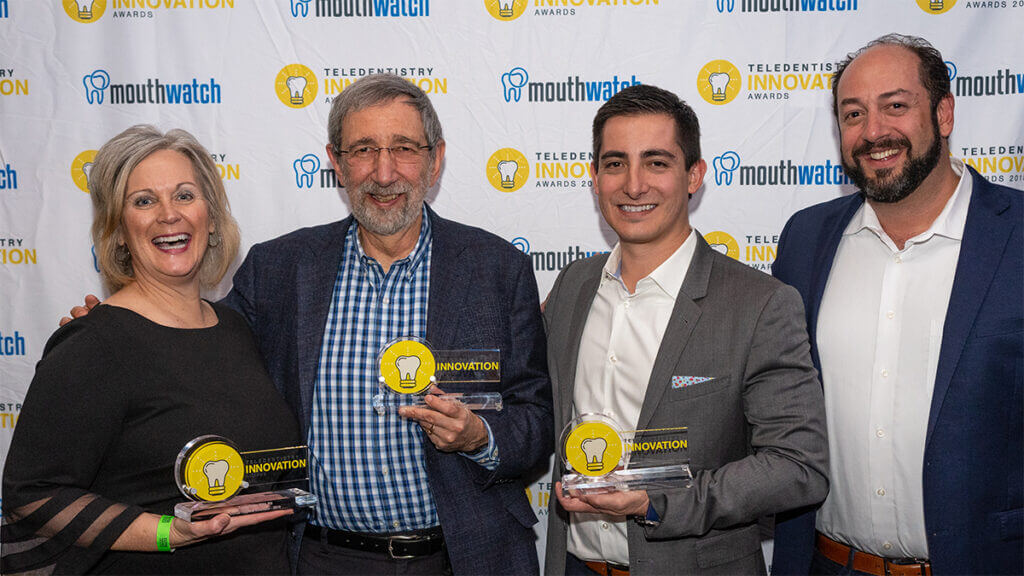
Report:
387,534,420,560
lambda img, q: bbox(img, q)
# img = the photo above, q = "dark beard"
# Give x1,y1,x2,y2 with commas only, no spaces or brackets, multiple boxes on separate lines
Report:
842,120,943,204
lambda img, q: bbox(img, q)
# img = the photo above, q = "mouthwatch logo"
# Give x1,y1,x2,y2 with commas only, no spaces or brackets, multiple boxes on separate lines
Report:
487,149,529,193
83,70,111,104
713,151,741,186
276,64,318,108
485,0,527,20
71,150,98,193
916,0,956,13
502,67,529,102
698,60,742,105
64,0,106,22
703,231,740,260
294,154,321,188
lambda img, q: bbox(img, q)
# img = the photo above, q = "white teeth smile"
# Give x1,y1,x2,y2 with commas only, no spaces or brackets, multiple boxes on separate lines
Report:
621,204,656,213
371,193,401,202
869,149,899,160
152,234,190,249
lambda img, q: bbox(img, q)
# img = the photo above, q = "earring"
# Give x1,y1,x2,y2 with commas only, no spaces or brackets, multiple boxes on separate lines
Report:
208,231,220,247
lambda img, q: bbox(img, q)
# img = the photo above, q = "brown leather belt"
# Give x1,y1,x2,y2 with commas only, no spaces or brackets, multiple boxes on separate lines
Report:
304,524,445,559
816,532,931,576
584,559,630,576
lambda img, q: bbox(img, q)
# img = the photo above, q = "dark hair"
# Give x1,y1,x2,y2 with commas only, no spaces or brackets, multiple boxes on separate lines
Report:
592,84,701,170
832,33,951,118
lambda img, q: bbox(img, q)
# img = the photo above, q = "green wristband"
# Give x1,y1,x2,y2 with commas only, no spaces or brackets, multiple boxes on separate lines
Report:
156,515,175,552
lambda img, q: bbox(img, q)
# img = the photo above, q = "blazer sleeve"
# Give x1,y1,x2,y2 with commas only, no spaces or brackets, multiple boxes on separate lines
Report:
644,284,829,538
477,251,554,483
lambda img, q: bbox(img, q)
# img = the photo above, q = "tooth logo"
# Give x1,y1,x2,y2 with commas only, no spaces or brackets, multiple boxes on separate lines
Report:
291,0,312,17
703,231,740,261
379,339,436,395
563,419,624,477
712,151,741,186
293,154,321,188
510,237,530,254
82,70,110,104
275,64,318,109
944,60,957,81
487,148,529,193
71,150,98,193
501,67,529,103
697,60,741,106
485,0,527,20
715,0,735,12
63,0,106,23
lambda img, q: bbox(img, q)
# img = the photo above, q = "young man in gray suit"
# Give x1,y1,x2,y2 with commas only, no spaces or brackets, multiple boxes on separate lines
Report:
543,84,828,575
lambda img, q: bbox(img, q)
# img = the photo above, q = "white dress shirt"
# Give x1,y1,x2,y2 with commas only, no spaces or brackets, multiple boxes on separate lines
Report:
815,159,972,558
567,232,697,565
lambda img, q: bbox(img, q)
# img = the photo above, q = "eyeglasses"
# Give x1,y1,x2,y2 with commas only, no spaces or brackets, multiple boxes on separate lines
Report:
336,144,433,165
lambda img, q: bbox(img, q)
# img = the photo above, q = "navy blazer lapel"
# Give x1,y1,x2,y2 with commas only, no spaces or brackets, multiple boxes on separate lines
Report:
807,194,863,372
927,171,1014,446
560,269,603,426
426,207,466,348
636,234,707,432
297,217,352,431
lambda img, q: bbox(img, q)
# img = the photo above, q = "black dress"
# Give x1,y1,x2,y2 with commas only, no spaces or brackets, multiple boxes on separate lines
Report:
2,302,300,574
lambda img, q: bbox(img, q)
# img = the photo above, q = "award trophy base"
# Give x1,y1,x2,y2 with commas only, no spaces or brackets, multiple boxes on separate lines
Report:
174,488,318,522
561,464,692,497
372,392,503,415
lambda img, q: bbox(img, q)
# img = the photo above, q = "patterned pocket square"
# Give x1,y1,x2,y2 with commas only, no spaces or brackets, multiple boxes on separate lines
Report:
672,375,714,389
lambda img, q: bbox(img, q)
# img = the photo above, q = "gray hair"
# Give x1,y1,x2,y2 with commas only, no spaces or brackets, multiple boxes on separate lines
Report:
832,33,951,119
89,124,240,292
327,73,443,160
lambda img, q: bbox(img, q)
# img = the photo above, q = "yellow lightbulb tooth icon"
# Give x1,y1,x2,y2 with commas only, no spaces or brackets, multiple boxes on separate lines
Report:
497,160,519,189
76,0,95,19
286,76,308,105
581,437,608,472
396,355,422,389
708,72,731,102
203,459,230,496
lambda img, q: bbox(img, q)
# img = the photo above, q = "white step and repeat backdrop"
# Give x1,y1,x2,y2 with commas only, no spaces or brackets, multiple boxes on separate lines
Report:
2,0,1022,567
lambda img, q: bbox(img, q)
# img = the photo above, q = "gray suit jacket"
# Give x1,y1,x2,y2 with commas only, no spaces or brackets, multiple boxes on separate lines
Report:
543,233,828,575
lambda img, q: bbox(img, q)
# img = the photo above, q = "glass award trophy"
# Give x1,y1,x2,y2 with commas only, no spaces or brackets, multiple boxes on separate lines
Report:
173,435,318,521
371,338,503,414
559,414,692,496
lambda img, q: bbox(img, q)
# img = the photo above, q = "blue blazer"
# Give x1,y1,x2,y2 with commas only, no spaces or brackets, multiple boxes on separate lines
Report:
771,168,1023,575
223,205,553,575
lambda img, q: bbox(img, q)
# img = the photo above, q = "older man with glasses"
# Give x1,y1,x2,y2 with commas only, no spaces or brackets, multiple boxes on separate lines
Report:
222,73,553,575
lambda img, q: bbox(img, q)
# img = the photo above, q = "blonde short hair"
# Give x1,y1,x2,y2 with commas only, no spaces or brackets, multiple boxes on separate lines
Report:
89,125,240,291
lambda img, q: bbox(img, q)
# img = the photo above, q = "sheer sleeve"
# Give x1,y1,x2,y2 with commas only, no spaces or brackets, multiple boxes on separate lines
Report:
1,319,144,575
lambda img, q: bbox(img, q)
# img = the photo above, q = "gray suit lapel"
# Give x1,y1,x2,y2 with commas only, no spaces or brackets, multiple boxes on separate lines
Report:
560,272,602,426
636,233,710,431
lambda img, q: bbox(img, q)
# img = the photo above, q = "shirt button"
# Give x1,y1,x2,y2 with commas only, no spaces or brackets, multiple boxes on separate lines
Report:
601,522,610,530
881,369,889,378
381,466,389,476
876,428,886,438
894,255,902,264
383,296,390,304
886,310,895,319
883,542,893,551
393,521,401,528
623,301,630,309
877,488,886,496
609,354,618,364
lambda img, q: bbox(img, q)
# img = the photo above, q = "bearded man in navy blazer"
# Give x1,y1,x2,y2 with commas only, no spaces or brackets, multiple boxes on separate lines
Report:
772,34,1022,576
223,74,552,575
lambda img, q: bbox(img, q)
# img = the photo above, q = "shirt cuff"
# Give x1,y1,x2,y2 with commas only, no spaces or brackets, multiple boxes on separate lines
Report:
459,417,499,471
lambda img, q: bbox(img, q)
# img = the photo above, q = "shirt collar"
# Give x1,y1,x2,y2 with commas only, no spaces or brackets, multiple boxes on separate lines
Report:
352,204,433,278
602,231,696,298
844,157,972,247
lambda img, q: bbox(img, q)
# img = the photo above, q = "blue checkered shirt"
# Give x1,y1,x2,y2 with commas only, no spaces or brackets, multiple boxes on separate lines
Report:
308,210,497,533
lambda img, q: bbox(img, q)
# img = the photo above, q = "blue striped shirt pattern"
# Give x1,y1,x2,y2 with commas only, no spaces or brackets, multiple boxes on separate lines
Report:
308,213,437,533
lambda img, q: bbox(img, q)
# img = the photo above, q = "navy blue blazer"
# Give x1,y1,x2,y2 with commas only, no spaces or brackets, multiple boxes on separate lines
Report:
770,167,1023,575
223,205,553,575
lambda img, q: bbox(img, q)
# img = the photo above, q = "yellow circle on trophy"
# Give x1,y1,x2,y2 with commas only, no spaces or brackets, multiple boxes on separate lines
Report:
180,438,245,502
379,340,436,395
564,421,623,477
